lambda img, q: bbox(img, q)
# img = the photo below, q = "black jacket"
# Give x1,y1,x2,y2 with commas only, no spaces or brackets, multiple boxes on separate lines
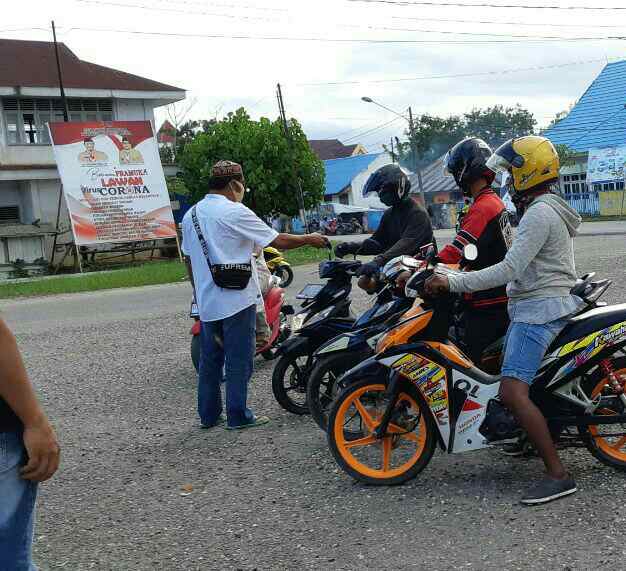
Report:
359,198,434,266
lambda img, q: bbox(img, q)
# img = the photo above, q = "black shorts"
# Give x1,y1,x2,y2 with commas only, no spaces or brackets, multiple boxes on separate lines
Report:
463,306,510,366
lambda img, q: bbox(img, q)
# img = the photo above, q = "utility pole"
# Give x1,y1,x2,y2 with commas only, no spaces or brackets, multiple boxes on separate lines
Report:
276,83,308,233
408,106,424,198
50,22,82,272
51,21,69,121
390,137,395,163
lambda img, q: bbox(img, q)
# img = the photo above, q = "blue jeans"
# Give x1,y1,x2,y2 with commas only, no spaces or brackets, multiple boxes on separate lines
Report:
0,431,38,571
501,317,569,384
198,304,256,427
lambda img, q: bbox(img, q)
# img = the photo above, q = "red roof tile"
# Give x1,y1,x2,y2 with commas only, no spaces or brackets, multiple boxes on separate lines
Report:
0,39,183,92
308,139,363,160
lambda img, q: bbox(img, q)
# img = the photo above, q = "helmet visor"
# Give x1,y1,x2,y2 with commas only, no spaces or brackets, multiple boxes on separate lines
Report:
486,139,525,175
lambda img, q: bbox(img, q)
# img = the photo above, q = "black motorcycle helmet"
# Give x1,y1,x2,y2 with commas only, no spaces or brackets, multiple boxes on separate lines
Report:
444,137,495,196
362,164,411,207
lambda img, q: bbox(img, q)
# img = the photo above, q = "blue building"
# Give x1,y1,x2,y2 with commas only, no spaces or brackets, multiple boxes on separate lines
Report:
544,60,626,216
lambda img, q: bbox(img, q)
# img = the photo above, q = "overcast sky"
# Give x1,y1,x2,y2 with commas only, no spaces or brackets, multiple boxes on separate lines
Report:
7,0,626,153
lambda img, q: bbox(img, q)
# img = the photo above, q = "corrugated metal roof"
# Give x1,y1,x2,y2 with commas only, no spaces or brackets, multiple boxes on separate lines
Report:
544,60,626,152
323,153,382,196
409,155,457,194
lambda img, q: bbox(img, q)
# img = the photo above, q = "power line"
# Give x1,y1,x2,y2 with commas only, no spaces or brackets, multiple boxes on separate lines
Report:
166,0,287,11
347,0,626,10
65,26,626,44
393,15,626,29
296,57,613,86
74,1,626,41
343,116,405,143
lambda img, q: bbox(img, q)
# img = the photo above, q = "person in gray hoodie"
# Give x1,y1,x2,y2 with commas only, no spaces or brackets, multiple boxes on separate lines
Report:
425,136,581,506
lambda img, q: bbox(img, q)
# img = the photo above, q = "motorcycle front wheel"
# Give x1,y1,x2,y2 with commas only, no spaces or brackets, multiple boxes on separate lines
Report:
272,352,310,414
274,265,294,288
327,379,437,486
307,351,370,432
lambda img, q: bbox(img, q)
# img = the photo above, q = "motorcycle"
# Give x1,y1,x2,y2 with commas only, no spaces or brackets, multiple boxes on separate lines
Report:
306,256,417,431
271,258,361,414
326,246,621,486
263,246,293,288
190,274,293,370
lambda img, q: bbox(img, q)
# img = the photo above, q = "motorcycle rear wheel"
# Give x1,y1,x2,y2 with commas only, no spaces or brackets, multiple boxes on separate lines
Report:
580,357,626,471
307,351,371,432
327,379,437,486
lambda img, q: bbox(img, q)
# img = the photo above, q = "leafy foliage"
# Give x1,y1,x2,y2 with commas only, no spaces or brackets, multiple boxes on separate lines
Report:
389,105,537,169
555,144,577,167
179,108,325,217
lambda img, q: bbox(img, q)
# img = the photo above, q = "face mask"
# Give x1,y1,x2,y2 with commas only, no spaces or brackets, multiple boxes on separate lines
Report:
378,188,397,206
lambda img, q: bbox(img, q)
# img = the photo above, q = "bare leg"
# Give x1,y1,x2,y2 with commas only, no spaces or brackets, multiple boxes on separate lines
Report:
500,377,567,480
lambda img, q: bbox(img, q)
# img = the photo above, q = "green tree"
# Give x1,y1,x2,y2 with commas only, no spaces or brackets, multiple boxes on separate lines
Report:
464,104,536,148
555,143,577,167
389,104,537,169
179,108,325,217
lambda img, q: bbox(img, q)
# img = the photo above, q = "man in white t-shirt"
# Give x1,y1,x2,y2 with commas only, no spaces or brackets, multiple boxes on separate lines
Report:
182,160,328,430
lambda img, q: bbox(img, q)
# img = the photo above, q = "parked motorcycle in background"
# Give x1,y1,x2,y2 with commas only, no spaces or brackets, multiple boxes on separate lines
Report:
263,246,294,288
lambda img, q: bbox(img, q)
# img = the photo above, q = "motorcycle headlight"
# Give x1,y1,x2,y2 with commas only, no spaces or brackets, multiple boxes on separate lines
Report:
291,314,306,332
306,306,335,327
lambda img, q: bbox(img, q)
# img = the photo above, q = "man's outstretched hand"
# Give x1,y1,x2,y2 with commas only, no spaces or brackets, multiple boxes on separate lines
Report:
306,233,330,249
21,419,60,482
424,273,450,296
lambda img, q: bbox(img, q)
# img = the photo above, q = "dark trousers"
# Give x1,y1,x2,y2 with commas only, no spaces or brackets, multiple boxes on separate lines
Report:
464,305,510,366
198,304,256,427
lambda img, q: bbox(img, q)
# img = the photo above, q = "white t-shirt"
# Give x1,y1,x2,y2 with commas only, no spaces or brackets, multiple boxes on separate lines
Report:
182,194,278,322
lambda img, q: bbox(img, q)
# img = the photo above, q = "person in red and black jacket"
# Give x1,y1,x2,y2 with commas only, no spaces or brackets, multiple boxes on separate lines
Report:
439,137,513,364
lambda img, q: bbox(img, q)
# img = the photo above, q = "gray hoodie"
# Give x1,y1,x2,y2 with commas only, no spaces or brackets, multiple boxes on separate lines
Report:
448,193,582,303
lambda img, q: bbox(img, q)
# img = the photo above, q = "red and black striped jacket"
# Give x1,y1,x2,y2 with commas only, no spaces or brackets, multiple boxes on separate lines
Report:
438,188,513,308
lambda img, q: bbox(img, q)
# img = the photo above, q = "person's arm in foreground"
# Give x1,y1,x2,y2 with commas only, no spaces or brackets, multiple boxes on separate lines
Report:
270,232,328,250
0,319,60,481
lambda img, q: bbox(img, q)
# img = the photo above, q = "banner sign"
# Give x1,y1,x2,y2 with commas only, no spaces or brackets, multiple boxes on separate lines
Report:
49,120,176,245
586,146,626,185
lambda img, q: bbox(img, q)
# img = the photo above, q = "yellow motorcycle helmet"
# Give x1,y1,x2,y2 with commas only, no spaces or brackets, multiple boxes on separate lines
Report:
487,135,560,197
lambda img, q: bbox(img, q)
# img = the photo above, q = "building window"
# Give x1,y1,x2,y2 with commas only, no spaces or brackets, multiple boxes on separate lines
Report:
2,98,114,145
0,205,20,224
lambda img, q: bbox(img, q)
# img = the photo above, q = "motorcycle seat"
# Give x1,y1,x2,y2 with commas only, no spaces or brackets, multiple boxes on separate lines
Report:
549,303,626,351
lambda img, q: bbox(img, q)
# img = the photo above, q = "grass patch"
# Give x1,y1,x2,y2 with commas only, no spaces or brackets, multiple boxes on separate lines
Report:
0,261,187,300
0,242,340,300
283,243,337,267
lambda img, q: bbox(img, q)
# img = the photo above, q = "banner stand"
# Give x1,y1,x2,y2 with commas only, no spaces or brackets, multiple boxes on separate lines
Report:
174,230,184,263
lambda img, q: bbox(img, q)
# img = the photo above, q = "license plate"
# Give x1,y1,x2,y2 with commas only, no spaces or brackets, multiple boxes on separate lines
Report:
296,283,324,300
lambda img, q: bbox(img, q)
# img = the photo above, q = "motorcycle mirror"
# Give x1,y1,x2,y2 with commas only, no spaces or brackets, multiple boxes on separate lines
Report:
463,244,478,262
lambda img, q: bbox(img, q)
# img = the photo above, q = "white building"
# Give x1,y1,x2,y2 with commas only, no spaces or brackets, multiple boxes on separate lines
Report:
323,152,396,210
0,39,185,275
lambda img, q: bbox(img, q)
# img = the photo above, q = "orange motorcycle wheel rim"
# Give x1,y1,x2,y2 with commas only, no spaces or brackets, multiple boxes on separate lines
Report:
588,369,626,462
333,383,427,480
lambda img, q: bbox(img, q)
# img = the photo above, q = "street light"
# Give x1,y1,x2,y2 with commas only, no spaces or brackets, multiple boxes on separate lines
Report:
361,96,424,195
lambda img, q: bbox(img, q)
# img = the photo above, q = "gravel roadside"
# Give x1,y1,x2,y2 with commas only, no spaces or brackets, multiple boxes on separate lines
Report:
5,234,626,570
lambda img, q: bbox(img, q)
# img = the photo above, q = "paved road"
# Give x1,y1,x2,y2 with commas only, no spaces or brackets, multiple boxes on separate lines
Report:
337,219,626,245
2,234,626,570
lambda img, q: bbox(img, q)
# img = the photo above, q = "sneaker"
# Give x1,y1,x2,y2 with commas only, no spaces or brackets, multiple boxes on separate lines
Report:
520,477,577,506
501,440,534,457
225,415,270,430
200,414,225,429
